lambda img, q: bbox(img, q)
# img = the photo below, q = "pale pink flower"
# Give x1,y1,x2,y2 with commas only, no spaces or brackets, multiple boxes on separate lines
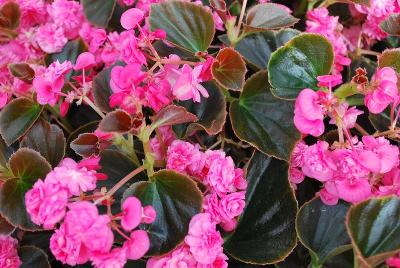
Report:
206,152,237,196
25,179,69,229
45,158,97,196
203,193,222,223
142,205,157,224
123,230,150,260
0,235,21,268
167,140,204,175
197,252,228,268
294,88,325,137
35,23,68,54
332,178,372,204
147,245,197,268
219,191,246,224
91,247,127,268
302,141,336,181
121,8,145,30
74,52,96,71
185,213,224,265
172,64,209,102
365,67,398,114
121,197,143,231
18,0,47,28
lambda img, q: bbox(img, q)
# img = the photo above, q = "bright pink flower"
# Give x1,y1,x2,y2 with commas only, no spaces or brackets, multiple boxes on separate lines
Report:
121,197,142,231
0,235,21,268
25,179,69,229
36,23,68,54
289,167,305,184
74,52,96,71
110,64,145,93
317,74,342,88
185,213,224,265
335,178,372,203
167,140,204,175
302,141,336,181
319,188,339,206
18,0,47,28
91,247,127,268
121,8,145,30
147,245,197,268
150,126,176,160
233,168,247,190
197,252,228,268
142,205,157,224
203,193,222,223
123,230,150,260
365,67,398,114
358,136,399,174
172,64,209,102
142,80,173,111
198,57,214,82
120,32,147,65
206,152,237,196
89,29,107,53
45,158,97,196
294,88,325,137
219,191,246,224
378,166,400,196
387,255,400,268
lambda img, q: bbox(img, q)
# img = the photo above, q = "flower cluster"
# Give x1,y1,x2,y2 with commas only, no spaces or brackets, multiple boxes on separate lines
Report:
0,235,21,268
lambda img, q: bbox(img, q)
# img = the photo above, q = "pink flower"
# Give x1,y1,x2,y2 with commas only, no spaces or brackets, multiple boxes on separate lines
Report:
123,230,150,260
365,67,398,114
206,152,237,196
197,252,228,268
142,205,157,224
121,197,142,231
378,166,400,196
36,23,68,54
185,213,224,265
358,136,399,174
172,64,209,102
110,64,145,93
120,32,147,65
294,89,325,137
147,245,197,268
0,235,21,268
150,126,176,161
319,188,339,206
302,141,336,181
25,179,69,229
387,255,400,268
317,74,342,88
289,167,305,184
89,29,107,53
74,52,96,71
219,191,246,225
167,140,204,175
334,178,372,203
45,158,97,196
121,8,145,30
91,247,127,268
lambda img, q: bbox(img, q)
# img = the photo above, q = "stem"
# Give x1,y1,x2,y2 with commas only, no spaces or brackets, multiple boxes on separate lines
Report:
338,124,345,143
114,134,141,166
236,0,248,36
45,105,73,133
94,166,145,205
360,49,380,57
354,123,370,136
83,96,105,118
113,226,131,240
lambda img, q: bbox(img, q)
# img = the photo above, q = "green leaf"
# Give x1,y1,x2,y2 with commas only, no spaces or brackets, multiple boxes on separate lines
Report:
151,105,197,130
212,47,247,91
19,246,50,268
378,48,400,73
21,120,66,167
0,148,51,230
8,63,34,84
230,71,301,160
123,169,203,255
224,151,297,264
173,82,226,137
296,197,351,266
244,3,299,33
334,83,359,99
149,1,215,53
99,109,133,133
82,0,116,28
346,197,400,268
0,98,42,146
380,14,400,36
268,33,334,100
369,107,398,132
70,133,100,158
234,29,300,70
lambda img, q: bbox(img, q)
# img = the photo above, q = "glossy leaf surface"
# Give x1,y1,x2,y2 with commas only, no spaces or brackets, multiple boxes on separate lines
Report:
99,109,133,133
82,0,116,27
378,48,400,73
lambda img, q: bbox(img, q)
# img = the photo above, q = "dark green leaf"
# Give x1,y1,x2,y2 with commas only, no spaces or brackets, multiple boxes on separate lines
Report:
234,29,300,70
151,105,197,130
378,48,400,73
21,120,66,167
82,0,116,28
268,33,334,100
244,3,299,33
346,197,400,267
224,151,297,264
296,197,351,266
150,1,215,53
0,98,42,145
8,63,34,83
173,82,226,137
19,246,50,268
380,14,400,36
230,71,300,160
369,107,398,132
123,169,203,255
70,133,100,158
212,47,247,91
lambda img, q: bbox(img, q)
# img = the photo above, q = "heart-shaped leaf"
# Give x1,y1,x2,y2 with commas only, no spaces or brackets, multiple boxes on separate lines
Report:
212,47,247,91
82,0,116,28
19,246,50,268
230,71,301,160
346,197,400,268
21,120,65,167
123,169,203,255
70,133,100,158
380,14,400,36
0,148,51,230
151,105,197,130
296,197,351,266
244,3,299,33
233,29,300,70
378,48,400,73
8,63,34,84
0,98,42,146
224,151,297,264
150,1,215,53
0,1,20,29
268,33,334,100
173,82,226,137
99,109,133,133
0,214,14,235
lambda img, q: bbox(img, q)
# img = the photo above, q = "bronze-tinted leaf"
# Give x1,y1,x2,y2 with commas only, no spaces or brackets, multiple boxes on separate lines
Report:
378,48,400,73
0,2,20,29
380,14,400,36
70,133,100,158
8,63,34,83
151,105,197,130
99,109,133,133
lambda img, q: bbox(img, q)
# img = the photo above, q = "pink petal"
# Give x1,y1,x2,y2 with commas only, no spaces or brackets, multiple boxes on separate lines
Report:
121,197,142,231
74,52,96,70
121,8,145,30
124,230,150,260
